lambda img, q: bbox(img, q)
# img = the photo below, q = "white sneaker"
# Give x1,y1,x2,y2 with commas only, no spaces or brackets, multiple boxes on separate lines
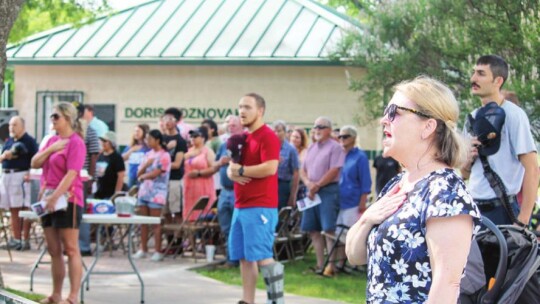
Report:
150,252,164,262
133,250,148,259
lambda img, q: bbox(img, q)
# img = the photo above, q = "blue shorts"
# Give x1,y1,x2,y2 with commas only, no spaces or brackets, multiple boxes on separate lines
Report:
138,199,163,210
301,183,339,232
229,207,277,262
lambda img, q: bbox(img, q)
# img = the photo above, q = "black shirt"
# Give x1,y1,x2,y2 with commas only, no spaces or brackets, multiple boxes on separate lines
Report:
373,155,401,195
1,133,38,170
164,132,188,180
95,150,125,199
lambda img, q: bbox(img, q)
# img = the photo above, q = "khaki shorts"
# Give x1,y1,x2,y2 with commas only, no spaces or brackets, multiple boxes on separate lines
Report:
0,171,31,209
162,179,183,215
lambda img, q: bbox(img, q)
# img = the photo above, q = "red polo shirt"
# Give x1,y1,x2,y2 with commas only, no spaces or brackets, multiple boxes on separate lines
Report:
234,125,280,208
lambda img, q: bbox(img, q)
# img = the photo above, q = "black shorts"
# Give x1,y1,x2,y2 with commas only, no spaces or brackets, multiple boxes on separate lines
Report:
41,203,83,229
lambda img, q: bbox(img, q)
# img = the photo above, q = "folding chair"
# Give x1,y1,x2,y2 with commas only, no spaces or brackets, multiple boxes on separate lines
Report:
273,207,293,263
321,224,356,275
0,210,13,261
288,208,307,260
162,196,210,260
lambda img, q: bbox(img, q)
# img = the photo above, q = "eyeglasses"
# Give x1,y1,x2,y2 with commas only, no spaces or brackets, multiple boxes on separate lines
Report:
313,125,330,130
50,113,61,121
338,134,352,140
161,116,176,122
383,104,431,122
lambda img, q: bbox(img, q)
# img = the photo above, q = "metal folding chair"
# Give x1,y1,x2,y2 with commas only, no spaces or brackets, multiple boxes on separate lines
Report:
162,196,210,260
273,207,293,263
0,210,13,261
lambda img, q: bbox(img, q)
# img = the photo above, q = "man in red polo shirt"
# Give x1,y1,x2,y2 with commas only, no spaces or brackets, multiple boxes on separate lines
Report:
228,93,284,304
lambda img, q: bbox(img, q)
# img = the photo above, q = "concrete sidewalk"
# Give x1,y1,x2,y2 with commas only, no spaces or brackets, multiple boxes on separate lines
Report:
1,248,344,304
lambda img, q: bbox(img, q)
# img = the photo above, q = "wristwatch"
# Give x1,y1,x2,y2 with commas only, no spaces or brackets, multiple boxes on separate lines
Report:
238,166,244,177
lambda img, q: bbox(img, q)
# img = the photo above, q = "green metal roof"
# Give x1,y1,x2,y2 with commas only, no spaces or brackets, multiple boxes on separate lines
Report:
7,0,360,66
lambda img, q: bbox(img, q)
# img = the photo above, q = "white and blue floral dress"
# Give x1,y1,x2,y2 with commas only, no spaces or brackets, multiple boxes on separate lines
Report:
366,168,481,303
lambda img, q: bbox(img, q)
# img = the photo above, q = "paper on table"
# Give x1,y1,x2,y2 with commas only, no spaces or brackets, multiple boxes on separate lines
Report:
30,195,68,217
296,194,322,212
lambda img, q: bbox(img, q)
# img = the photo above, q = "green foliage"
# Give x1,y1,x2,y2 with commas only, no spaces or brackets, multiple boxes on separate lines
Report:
195,253,367,304
327,0,540,141
2,0,109,106
8,0,109,44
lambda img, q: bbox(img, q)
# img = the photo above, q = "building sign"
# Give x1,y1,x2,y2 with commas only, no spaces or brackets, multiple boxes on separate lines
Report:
124,106,239,120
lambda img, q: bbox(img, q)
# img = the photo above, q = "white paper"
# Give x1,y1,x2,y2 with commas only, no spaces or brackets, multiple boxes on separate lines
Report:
296,194,322,211
30,195,68,217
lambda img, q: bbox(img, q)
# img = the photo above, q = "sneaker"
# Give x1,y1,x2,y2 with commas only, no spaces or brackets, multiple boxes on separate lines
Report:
17,240,31,251
150,252,164,262
133,250,148,259
7,238,21,250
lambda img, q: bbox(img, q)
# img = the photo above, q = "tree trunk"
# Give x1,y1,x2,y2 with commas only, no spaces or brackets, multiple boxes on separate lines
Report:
0,0,24,288
0,0,24,98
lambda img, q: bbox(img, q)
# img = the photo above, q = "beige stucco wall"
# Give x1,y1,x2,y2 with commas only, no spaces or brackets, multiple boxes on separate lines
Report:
13,64,381,151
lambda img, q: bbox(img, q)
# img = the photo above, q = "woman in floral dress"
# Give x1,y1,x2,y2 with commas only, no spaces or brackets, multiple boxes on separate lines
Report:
346,76,481,304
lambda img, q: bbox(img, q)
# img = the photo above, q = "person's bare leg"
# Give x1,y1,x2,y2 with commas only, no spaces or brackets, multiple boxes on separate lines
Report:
60,228,82,303
22,207,32,241
310,231,324,269
43,227,64,302
138,206,149,252
240,259,258,303
9,207,22,240
150,208,162,252
324,230,337,272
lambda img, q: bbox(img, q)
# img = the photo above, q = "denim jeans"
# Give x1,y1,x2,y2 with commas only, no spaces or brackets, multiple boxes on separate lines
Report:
217,188,236,262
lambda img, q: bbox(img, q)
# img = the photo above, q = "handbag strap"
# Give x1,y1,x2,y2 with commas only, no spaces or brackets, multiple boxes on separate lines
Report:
478,154,526,227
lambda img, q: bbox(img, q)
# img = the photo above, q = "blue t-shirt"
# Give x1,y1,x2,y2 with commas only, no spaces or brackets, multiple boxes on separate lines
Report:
277,141,299,182
216,142,234,190
339,147,371,209
367,169,481,303
1,133,38,170
122,144,150,186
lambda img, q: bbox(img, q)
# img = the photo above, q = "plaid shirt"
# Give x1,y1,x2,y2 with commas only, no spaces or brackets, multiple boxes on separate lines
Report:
277,141,299,181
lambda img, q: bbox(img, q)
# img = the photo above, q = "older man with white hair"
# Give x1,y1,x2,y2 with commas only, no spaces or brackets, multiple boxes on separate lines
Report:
300,116,345,276
0,116,38,251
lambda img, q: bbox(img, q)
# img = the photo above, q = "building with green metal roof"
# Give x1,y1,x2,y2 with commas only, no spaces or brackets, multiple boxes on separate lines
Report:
7,0,378,151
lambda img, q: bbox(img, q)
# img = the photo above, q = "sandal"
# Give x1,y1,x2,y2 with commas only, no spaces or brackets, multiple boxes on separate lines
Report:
309,266,324,275
39,296,59,304
58,299,77,304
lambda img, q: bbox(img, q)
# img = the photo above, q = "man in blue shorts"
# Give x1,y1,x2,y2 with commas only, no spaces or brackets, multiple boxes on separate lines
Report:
228,93,284,304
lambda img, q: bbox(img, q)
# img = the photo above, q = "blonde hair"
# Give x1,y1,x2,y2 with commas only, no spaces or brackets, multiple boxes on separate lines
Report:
55,102,86,139
394,76,468,168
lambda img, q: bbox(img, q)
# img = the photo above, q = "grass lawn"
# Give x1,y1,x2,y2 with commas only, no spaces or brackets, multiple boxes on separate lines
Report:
195,253,367,304
4,287,45,301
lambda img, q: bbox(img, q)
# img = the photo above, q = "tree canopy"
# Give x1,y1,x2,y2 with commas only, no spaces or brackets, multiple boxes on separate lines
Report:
1,0,109,105
327,0,540,141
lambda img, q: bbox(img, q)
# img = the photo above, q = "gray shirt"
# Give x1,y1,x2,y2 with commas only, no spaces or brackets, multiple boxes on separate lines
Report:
467,100,537,199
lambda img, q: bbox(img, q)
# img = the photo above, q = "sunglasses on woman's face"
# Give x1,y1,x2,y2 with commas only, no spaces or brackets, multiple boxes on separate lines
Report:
383,104,431,122
50,113,62,121
338,134,352,140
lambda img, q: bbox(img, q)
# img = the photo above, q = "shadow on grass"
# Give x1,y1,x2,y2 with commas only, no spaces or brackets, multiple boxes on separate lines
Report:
193,253,367,304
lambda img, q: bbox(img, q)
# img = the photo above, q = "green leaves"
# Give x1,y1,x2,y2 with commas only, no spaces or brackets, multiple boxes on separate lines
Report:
327,0,540,141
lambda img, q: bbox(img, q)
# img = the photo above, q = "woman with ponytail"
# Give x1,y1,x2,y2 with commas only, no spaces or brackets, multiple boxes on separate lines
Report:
133,129,171,261
31,102,86,304
346,76,481,304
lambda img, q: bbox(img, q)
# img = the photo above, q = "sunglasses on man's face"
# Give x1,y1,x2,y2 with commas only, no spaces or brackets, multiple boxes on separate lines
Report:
338,134,352,140
313,125,329,130
383,103,431,122
50,113,62,121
